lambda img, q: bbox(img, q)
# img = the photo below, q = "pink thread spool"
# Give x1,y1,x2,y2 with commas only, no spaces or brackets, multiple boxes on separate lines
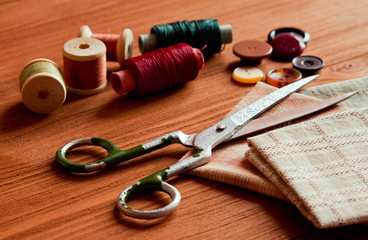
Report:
79,25,133,66
63,37,107,95
110,43,204,97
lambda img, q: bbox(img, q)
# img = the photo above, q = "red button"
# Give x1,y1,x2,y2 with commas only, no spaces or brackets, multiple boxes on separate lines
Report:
271,34,305,61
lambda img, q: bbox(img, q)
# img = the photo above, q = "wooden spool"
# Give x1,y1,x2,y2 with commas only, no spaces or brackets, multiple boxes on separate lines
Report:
63,37,107,95
19,58,66,114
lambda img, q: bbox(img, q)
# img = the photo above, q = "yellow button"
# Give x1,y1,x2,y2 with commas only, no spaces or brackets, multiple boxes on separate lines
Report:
232,66,264,84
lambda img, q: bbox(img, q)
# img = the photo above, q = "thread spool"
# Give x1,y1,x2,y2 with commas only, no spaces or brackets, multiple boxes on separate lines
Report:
78,25,133,66
19,58,66,114
139,19,232,58
63,37,107,95
110,43,204,97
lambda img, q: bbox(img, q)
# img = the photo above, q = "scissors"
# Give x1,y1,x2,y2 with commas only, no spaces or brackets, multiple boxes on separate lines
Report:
56,75,319,218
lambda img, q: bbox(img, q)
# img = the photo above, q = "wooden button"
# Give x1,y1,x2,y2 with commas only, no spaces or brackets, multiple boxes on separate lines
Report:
233,40,272,65
232,66,264,84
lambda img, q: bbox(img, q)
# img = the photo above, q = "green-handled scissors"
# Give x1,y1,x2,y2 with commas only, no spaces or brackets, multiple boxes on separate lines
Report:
56,75,318,218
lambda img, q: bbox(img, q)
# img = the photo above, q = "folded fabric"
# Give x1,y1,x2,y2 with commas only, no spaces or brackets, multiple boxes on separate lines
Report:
187,81,347,200
247,108,368,228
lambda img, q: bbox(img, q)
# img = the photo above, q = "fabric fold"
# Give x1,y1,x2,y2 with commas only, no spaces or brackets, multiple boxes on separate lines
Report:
247,108,368,228
188,81,347,200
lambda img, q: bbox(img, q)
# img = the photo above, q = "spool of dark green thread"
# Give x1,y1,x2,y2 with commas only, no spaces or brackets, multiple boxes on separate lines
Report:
139,19,232,59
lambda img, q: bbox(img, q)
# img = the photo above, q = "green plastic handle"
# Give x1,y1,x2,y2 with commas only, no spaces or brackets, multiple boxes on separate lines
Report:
55,137,172,173
117,168,181,219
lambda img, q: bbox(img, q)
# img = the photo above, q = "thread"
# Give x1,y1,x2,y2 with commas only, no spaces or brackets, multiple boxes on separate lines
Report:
110,43,204,97
139,19,232,59
63,37,107,95
19,58,66,114
78,25,133,66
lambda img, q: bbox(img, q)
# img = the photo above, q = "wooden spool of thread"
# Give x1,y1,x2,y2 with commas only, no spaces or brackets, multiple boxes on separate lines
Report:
78,25,133,66
139,19,233,58
19,58,66,114
110,43,204,97
63,37,107,95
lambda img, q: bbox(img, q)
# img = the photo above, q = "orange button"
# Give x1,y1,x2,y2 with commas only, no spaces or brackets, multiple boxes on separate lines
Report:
265,67,302,88
232,66,264,84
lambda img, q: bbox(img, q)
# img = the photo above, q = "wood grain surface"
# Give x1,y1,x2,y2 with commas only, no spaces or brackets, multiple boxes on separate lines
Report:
2,0,368,239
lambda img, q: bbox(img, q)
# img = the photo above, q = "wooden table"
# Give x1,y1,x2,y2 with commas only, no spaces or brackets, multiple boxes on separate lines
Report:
2,0,368,239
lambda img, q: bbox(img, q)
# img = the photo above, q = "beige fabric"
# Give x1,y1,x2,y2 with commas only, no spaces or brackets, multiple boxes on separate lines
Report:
247,108,368,228
300,76,368,109
188,81,347,201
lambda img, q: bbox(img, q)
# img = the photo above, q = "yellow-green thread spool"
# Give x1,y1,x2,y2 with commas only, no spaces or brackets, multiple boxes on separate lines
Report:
19,58,66,114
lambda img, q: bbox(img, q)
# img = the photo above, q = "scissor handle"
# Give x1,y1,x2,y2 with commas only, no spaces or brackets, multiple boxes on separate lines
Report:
117,147,212,218
117,169,181,219
55,132,192,173
55,137,169,173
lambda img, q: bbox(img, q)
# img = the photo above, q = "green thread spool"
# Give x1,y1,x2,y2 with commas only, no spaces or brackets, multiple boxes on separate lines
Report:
19,58,66,114
139,19,233,59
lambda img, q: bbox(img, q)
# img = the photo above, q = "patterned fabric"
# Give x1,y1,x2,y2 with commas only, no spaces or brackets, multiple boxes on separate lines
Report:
186,77,368,228
187,81,347,200
247,108,368,228
300,76,368,109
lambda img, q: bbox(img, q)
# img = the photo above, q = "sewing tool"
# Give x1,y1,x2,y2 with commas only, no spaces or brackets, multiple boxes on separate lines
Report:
56,75,319,218
78,25,133,66
232,66,264,84
63,37,107,95
19,58,66,114
139,19,232,58
266,67,302,87
233,40,272,65
110,43,204,97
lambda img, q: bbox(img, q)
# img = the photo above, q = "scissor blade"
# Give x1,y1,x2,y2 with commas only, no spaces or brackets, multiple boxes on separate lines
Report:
227,91,358,141
194,75,319,149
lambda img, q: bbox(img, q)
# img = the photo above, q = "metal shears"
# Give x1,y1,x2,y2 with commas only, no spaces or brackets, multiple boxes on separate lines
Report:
56,75,320,218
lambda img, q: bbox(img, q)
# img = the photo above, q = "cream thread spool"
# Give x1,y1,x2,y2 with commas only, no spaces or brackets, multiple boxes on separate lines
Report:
78,25,134,66
63,37,107,95
19,58,66,114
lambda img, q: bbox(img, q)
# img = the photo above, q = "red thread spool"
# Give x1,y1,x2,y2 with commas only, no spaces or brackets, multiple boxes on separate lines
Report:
110,43,204,97
63,37,107,95
79,25,133,66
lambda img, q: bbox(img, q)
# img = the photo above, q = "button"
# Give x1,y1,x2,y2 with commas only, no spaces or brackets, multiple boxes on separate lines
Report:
232,66,264,84
292,55,324,74
265,67,302,88
271,34,305,61
233,40,272,65
268,27,310,44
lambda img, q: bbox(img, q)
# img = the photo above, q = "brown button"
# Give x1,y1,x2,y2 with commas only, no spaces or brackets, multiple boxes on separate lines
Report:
265,67,302,88
233,40,272,65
